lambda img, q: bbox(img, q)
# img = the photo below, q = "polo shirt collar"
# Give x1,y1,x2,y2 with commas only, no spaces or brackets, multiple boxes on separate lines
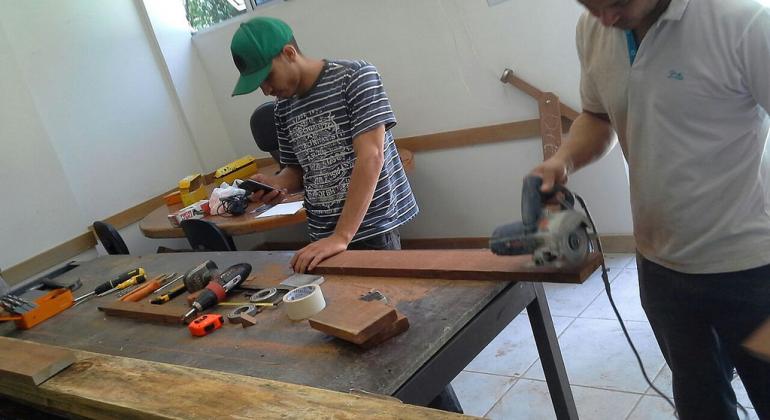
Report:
659,0,690,22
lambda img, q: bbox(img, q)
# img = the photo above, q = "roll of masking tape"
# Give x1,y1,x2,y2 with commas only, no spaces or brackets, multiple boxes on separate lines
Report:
282,284,326,320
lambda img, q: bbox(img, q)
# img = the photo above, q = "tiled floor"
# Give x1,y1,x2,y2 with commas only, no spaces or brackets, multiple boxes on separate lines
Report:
451,253,760,419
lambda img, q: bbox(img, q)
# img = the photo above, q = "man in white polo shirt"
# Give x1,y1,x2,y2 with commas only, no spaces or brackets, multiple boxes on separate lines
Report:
531,0,770,418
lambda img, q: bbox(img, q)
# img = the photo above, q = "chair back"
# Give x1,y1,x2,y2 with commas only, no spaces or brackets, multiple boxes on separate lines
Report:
250,101,281,164
180,219,237,252
93,221,130,255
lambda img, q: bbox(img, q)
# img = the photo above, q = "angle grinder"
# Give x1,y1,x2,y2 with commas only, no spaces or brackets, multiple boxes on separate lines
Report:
490,175,593,267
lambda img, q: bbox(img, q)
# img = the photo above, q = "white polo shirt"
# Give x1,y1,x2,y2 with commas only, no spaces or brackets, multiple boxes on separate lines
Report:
577,0,770,273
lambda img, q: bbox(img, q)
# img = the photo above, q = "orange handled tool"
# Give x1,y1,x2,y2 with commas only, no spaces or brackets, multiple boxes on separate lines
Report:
120,274,168,302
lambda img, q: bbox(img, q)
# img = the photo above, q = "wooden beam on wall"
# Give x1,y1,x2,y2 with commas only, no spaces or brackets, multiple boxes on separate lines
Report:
1,233,96,285
395,119,541,153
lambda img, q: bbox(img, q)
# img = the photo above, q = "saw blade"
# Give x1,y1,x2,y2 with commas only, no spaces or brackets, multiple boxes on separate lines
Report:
560,227,590,265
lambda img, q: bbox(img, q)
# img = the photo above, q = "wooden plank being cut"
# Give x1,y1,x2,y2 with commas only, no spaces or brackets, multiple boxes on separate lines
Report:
0,338,471,420
309,299,397,345
313,250,603,284
744,318,770,362
0,337,75,386
98,300,186,325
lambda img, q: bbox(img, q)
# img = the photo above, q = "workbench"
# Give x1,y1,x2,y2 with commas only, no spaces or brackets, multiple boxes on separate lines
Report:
1,251,580,419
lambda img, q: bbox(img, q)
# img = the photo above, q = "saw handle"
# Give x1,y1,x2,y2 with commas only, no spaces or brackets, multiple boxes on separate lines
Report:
521,175,575,231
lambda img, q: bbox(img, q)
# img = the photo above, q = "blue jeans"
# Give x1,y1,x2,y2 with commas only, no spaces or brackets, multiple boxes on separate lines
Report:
638,256,770,420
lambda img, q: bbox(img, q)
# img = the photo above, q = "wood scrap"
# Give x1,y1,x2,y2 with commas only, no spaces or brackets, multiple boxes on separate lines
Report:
360,312,410,350
0,337,75,386
312,250,603,284
309,299,397,345
98,301,186,325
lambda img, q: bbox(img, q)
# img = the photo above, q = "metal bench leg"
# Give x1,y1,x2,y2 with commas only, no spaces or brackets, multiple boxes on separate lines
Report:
427,383,463,414
527,282,579,420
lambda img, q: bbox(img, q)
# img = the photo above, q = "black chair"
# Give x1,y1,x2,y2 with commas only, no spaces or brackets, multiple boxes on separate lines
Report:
250,101,282,168
180,219,237,251
92,221,130,255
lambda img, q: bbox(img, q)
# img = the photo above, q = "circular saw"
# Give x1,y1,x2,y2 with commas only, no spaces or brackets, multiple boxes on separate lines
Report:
490,175,594,267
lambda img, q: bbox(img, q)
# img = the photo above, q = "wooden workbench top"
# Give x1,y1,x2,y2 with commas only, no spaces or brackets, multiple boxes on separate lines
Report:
2,252,511,397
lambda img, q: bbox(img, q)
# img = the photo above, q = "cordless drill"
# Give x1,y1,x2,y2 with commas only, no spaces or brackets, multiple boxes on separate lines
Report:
182,263,251,323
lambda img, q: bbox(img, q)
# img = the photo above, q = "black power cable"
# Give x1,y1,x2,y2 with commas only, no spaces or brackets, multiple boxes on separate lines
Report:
572,193,752,420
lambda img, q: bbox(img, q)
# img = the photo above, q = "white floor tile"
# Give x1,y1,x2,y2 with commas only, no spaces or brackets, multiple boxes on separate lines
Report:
627,396,677,420
580,269,649,322
524,318,666,393
544,269,618,318
486,379,640,420
465,315,574,377
450,371,516,418
604,253,635,270
733,375,755,410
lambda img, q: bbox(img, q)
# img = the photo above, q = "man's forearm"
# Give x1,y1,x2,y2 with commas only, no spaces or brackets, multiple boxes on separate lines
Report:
334,152,384,243
553,111,616,173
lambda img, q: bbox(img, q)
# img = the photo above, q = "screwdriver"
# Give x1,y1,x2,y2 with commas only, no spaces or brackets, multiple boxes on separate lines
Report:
73,268,145,305
120,274,171,302
152,273,183,295
97,273,146,297
150,283,187,305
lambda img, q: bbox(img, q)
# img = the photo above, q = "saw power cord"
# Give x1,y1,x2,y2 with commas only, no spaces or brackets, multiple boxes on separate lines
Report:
571,193,752,420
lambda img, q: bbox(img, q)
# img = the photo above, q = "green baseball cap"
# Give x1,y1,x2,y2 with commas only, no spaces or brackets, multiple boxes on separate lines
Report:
230,17,293,96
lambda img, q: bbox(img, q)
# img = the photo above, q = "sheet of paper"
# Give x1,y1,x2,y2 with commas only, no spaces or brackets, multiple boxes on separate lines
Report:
255,201,304,218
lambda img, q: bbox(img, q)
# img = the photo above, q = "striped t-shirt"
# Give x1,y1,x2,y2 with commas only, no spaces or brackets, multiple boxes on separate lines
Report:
274,60,418,242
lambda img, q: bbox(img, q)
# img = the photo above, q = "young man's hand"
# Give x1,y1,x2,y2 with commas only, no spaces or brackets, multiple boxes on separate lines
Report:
290,233,349,273
247,173,286,205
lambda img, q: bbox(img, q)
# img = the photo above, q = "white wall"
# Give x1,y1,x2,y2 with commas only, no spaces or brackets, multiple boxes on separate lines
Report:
192,0,633,238
0,1,209,276
140,0,238,171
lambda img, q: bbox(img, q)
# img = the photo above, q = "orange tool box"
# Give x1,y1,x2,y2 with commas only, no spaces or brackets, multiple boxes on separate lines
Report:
0,288,73,329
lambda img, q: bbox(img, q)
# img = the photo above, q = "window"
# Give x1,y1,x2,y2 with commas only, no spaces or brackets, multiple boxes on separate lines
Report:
184,0,275,32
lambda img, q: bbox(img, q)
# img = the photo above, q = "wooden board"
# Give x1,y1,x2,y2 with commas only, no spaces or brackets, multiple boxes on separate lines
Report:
743,318,770,362
313,250,603,284
0,337,75,386
98,300,187,325
0,339,472,420
361,313,410,350
309,300,397,345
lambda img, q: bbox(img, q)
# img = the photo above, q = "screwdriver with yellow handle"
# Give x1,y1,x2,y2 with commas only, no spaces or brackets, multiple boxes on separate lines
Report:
97,272,147,297
73,268,145,305
150,283,187,305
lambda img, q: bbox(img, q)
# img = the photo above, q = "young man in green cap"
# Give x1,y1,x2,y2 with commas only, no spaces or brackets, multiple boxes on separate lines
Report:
231,17,418,275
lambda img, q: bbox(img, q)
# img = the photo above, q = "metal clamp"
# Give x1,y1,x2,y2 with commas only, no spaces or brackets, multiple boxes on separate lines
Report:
227,304,260,324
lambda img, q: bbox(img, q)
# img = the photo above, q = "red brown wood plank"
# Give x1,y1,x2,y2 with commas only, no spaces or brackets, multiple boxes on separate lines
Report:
309,300,397,345
360,313,410,350
312,250,603,284
98,301,187,325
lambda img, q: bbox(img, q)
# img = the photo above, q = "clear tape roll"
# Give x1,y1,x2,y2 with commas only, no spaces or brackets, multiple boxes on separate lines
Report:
282,284,326,320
